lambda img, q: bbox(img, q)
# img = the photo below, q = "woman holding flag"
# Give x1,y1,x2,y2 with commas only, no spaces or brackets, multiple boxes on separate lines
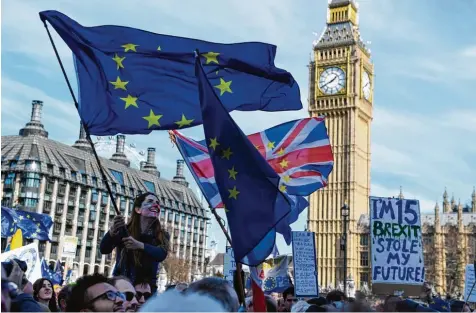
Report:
100,192,169,293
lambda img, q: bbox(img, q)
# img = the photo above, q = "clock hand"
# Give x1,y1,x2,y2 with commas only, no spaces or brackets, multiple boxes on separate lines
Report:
363,82,370,88
323,75,337,88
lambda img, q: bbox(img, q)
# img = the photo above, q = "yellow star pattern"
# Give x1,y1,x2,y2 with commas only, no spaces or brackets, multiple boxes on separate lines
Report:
277,148,285,155
112,53,125,69
19,216,24,220
214,78,233,96
142,109,163,128
175,114,194,128
26,215,30,218
228,166,238,180
157,46,162,51
209,137,220,151
202,52,220,64
110,77,129,90
221,147,233,160
122,43,139,52
283,175,291,183
120,95,138,109
279,159,289,169
267,141,275,149
228,186,240,200
279,185,287,193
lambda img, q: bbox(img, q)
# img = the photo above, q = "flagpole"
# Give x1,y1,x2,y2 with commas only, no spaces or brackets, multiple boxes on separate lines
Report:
42,20,122,216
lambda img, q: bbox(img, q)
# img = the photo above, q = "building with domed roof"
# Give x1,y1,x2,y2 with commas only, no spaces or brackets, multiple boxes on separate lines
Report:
1,100,210,280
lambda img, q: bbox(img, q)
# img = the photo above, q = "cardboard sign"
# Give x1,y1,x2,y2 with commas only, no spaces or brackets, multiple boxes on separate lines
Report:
62,236,78,259
0,242,42,283
370,197,424,296
223,246,236,284
292,231,319,298
464,264,476,303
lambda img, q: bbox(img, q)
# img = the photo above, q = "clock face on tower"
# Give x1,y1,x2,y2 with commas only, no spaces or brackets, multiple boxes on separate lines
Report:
362,71,371,100
319,67,346,95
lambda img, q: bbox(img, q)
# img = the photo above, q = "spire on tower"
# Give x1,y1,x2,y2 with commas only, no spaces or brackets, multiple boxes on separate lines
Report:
472,186,476,213
398,186,404,200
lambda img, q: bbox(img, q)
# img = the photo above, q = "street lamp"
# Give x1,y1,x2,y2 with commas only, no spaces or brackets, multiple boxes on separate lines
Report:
341,202,350,298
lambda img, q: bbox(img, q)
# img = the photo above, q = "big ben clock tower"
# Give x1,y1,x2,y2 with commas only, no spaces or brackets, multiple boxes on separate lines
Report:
307,0,373,289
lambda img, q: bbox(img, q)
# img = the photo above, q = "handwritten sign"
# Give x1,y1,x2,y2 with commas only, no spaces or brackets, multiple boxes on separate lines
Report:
292,231,318,297
0,242,42,283
464,264,476,302
370,197,424,286
223,246,236,284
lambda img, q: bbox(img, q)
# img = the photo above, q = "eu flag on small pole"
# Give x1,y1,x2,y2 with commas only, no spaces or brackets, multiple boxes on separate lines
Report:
39,10,302,136
195,54,291,266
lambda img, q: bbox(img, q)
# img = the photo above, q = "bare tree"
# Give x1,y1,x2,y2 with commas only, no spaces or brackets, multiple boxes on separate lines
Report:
163,255,192,284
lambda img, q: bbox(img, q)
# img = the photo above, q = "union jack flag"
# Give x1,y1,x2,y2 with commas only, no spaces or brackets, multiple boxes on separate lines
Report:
172,116,334,209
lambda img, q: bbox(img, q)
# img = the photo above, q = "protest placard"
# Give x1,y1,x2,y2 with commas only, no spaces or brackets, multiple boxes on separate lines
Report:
223,246,236,284
464,264,476,303
292,231,318,298
0,242,42,283
370,197,424,296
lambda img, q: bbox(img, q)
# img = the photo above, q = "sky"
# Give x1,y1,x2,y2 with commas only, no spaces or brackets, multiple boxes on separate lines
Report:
1,0,476,255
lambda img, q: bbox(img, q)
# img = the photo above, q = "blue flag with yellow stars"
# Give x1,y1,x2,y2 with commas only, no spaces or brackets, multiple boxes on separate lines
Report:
39,10,302,136
1,207,53,241
195,55,291,266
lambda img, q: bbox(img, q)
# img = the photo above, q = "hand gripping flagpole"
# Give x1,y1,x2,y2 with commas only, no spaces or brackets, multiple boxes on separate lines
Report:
42,20,123,219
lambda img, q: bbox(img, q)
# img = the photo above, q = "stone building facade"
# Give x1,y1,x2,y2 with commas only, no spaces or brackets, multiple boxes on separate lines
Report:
1,100,209,280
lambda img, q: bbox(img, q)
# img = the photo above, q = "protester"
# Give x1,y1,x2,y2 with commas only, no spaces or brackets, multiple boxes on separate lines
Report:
2,259,44,312
283,286,297,312
57,284,73,312
33,278,59,312
139,288,226,312
133,277,152,311
66,273,125,312
382,295,402,312
185,277,239,312
100,192,169,293
108,276,140,312
277,298,287,312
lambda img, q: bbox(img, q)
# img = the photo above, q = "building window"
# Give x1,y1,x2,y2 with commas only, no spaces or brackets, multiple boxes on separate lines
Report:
360,272,369,286
71,171,77,180
168,212,173,222
188,216,192,227
23,172,41,188
25,160,39,171
92,177,98,187
160,210,165,220
9,160,17,169
360,235,369,246
82,174,87,184
360,252,369,267
143,180,155,193
4,173,15,186
175,214,179,224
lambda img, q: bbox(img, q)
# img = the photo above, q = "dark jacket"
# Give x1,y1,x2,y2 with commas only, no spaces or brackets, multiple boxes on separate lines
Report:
11,293,45,312
99,231,168,290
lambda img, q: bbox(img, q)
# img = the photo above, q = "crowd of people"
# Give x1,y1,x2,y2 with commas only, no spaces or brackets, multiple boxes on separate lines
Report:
1,192,474,312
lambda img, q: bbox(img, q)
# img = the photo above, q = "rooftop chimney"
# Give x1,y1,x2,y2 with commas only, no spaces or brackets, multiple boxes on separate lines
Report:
72,122,93,153
110,135,130,167
172,159,188,187
19,100,48,138
142,147,160,177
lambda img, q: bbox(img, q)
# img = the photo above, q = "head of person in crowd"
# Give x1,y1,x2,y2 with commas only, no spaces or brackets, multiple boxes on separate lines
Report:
1,264,13,313
277,298,287,312
283,286,297,311
66,273,125,312
326,290,346,309
108,276,139,312
58,284,73,312
420,282,433,301
33,278,59,312
133,277,152,311
185,277,239,312
140,287,226,312
175,282,188,292
265,294,278,312
450,300,471,312
383,295,402,312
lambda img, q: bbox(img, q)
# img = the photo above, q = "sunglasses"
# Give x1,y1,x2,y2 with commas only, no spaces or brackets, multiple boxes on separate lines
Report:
136,291,152,301
123,292,135,302
90,290,126,303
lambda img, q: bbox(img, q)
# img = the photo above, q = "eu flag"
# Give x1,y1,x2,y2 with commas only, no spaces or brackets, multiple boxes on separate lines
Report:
39,10,302,136
41,258,63,286
195,56,291,266
1,207,53,241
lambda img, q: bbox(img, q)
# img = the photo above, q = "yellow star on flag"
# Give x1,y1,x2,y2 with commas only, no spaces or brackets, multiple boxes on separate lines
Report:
9,228,13,232
26,215,30,218
214,78,232,96
277,148,285,155
175,114,194,128
143,109,163,128
228,166,238,180
31,233,37,238
279,159,289,169
228,186,240,200
202,52,220,64
19,216,24,220
122,43,139,52
279,185,287,193
120,95,138,109
157,46,162,51
36,223,40,227
221,147,233,160
267,141,275,149
112,53,125,69
110,77,129,90
209,137,220,150
283,175,291,183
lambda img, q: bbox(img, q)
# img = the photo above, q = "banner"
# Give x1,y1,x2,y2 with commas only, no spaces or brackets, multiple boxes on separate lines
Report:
246,256,292,293
0,242,42,283
370,197,424,296
464,264,476,303
292,231,319,298
62,236,78,259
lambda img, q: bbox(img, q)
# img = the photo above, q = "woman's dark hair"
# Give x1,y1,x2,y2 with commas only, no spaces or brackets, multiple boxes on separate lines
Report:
33,278,59,312
125,192,169,266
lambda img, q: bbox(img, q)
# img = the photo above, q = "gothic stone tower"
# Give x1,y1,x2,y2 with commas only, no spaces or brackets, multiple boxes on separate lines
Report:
307,0,373,288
